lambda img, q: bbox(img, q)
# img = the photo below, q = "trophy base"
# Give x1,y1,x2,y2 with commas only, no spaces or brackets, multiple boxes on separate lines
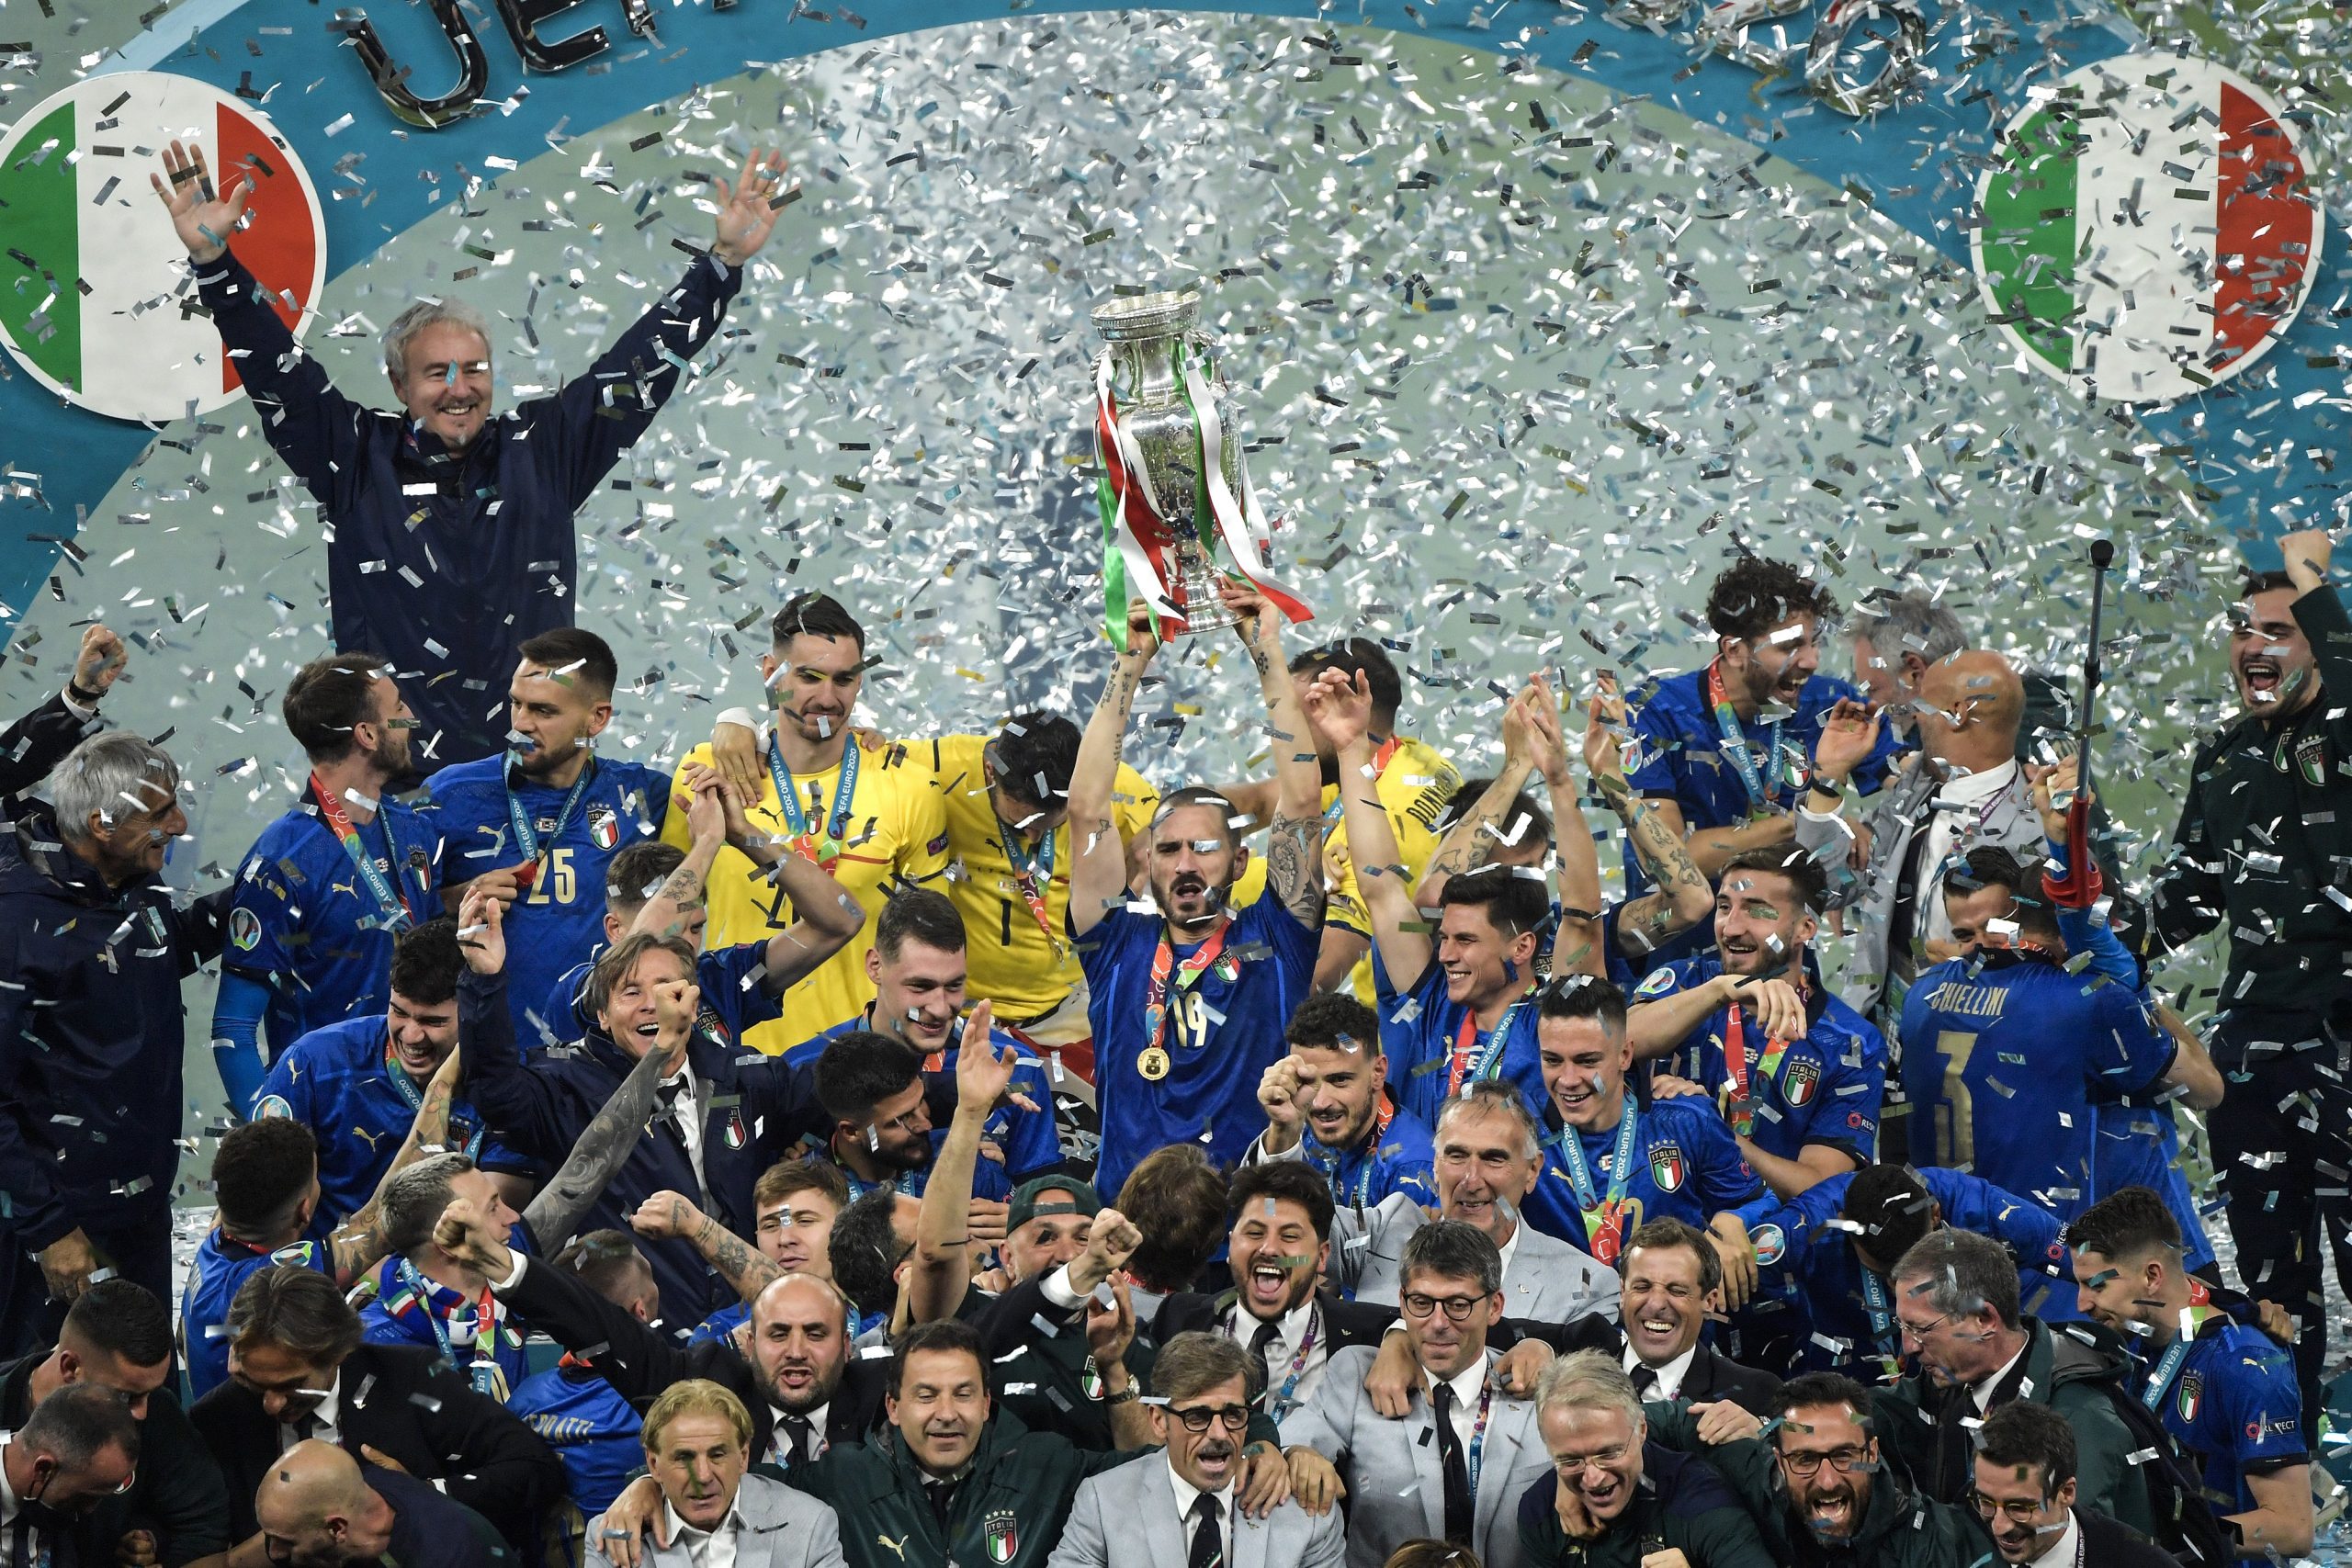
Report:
1162,539,1244,637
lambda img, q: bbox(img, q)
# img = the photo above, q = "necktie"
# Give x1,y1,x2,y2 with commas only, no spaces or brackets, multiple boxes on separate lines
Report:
1247,1319,1281,1405
655,1077,688,1118
9,1517,32,1568
1187,1493,1223,1568
781,1414,816,1470
1430,1382,1474,1546
925,1479,954,1531
1628,1363,1659,1399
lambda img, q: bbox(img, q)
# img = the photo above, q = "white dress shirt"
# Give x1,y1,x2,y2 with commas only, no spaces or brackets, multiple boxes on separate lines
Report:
1430,1359,1488,1453
1,1433,24,1533
1231,1296,1328,1408
661,1069,710,1202
1913,759,2020,948
1972,1340,2030,1415
281,1371,344,1452
767,1403,830,1467
1623,1343,1700,1403
1166,1461,1237,1562
2028,1509,2081,1567
662,1496,747,1568
1494,1223,1521,1281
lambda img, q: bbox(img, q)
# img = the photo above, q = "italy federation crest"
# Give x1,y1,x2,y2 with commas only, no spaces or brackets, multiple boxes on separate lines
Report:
588,803,621,851
1649,1144,1687,1193
984,1510,1018,1565
1781,1056,1821,1107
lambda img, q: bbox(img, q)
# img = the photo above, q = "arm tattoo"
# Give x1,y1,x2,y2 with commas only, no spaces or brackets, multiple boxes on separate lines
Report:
524,1043,667,1251
654,860,706,911
1266,812,1328,928
695,1215,783,1300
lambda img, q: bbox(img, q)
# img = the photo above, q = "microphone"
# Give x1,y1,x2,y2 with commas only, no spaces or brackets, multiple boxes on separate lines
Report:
2089,538,2114,570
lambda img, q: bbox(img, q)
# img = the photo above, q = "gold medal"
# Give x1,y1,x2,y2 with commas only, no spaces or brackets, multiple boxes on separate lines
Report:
1137,1046,1170,1081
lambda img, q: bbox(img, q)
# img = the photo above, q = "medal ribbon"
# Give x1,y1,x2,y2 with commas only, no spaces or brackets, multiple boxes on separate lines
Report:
1324,736,1404,825
1449,986,1535,1099
394,1259,511,1401
382,1034,483,1159
1719,971,1807,1138
767,733,860,862
1704,659,1787,815
1258,1303,1321,1415
1553,1096,1641,1265
505,758,595,864
2139,1277,2213,1411
1464,1380,1493,1499
1312,1096,1397,1211
1001,825,1063,957
311,773,415,931
1861,1268,1894,1351
1142,922,1231,1053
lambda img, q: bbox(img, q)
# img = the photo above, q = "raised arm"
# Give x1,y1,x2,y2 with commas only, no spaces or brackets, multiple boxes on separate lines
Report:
906,1000,1015,1327
1068,611,1158,938
1303,671,1425,981
526,1032,670,1253
326,1044,468,1284
1518,675,1602,978
1227,581,1327,931
629,1191,781,1307
1413,692,1540,906
628,772,728,942
1589,676,1713,960
452,891,571,1158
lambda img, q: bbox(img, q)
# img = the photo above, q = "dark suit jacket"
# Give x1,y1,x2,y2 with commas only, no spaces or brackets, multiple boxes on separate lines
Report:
500,1250,888,1462
1619,1335,1783,1417
0,1354,229,1568
2078,1507,2177,1568
0,691,98,801
188,1343,560,1550
1146,1286,1619,1362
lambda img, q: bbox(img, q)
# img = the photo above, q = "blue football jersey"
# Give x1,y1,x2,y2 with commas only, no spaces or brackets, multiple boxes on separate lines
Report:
357,1256,533,1400
796,1011,1061,1189
1521,1097,1764,1257
1378,959,1546,1128
1301,1102,1438,1215
253,1014,521,1223
2140,1314,2306,1550
1899,953,2175,1226
507,1367,645,1517
182,1231,330,1399
423,755,670,1043
1080,897,1319,1201
1634,956,1886,1168
688,1301,748,1347
225,797,444,1058
1744,1166,2076,1378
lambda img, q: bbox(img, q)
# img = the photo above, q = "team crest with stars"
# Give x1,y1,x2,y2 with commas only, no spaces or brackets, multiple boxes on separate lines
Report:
984,1510,1018,1564
1649,1144,1686,1192
2178,1371,2203,1424
722,1106,747,1151
588,803,621,851
1781,1057,1820,1107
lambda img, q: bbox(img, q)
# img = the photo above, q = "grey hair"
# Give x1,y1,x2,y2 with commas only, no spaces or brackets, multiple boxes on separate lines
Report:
51,732,180,840
1852,589,1967,669
378,1151,476,1258
1533,1349,1645,1429
1436,1079,1543,1162
1890,1226,2020,1329
18,1382,140,1472
382,295,492,382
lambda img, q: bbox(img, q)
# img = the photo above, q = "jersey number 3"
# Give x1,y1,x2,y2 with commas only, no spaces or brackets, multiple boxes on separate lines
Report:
1931,1030,1975,1168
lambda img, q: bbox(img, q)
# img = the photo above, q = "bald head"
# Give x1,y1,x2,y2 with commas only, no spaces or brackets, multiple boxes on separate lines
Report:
255,1440,395,1566
743,1271,854,1416
1916,649,2024,761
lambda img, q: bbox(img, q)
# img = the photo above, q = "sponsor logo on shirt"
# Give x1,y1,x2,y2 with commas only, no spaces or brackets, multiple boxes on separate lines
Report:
2178,1371,2202,1423
984,1511,1018,1565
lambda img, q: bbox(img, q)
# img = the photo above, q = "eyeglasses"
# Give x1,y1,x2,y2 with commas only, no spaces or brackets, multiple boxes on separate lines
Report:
1895,1311,1953,1345
1970,1491,2059,1524
1400,1292,1487,1323
1168,1404,1252,1434
1550,1444,1629,1475
1779,1446,1873,1477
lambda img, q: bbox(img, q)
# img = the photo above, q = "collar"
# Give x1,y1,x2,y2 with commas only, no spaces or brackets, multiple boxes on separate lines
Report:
2028,1509,2081,1568
1972,1339,2030,1414
1624,1342,1700,1401
295,1369,342,1435
1930,757,2019,807
1430,1356,1489,1414
1240,1294,1318,1345
770,1401,830,1436
1165,1461,1238,1531
503,754,596,794
662,1496,746,1546
1495,1222,1521,1279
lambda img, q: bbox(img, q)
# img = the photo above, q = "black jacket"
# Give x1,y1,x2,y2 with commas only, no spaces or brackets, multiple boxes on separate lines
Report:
457,966,827,1322
188,1343,561,1550
1620,1334,1783,1417
366,1463,512,1568
0,1354,230,1568
2078,1506,2179,1568
0,692,99,801
0,802,229,1253
499,1247,888,1463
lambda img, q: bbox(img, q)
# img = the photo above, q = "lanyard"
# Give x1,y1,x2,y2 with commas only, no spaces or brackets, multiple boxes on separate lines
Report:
768,733,860,863
1463,1381,1493,1497
1312,1098,1397,1211
506,759,594,864
1449,987,1534,1099
2139,1279,2213,1412
1323,735,1405,825
1718,973,1804,1139
1704,660,1786,815
1143,922,1231,1052
1861,1268,1894,1349
382,1036,483,1159
393,1260,510,1400
311,773,415,931
1553,1097,1641,1265
1000,825,1063,959
1239,1303,1321,1416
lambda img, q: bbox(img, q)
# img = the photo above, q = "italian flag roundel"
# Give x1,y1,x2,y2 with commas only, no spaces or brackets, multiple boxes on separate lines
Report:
1973,55,2322,407
0,72,325,423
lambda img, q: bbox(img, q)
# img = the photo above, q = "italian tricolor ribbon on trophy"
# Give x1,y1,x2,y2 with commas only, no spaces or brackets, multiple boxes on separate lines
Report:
1091,301,1311,649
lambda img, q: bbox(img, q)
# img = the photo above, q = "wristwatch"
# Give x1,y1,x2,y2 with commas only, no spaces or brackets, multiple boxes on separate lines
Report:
1801,770,1845,799
1102,1385,1139,1406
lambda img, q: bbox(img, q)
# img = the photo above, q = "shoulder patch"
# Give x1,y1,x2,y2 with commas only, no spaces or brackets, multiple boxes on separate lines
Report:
269,1241,321,1269
254,1094,294,1120
229,907,264,952
1633,967,1679,1001
1750,1223,1786,1267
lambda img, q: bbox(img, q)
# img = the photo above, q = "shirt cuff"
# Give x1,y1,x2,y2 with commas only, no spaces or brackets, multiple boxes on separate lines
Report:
489,1250,529,1293
59,688,96,722
1039,1263,1085,1312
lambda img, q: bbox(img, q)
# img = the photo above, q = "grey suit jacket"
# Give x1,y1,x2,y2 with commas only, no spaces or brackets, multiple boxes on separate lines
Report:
1799,754,2042,1025
1046,1454,1346,1568
1340,1194,1618,1324
586,1473,846,1568
1278,1345,1551,1568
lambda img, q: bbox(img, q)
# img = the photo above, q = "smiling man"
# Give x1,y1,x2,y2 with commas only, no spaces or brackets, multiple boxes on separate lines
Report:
1247,993,1436,1213
1612,1218,1781,1416
155,141,786,762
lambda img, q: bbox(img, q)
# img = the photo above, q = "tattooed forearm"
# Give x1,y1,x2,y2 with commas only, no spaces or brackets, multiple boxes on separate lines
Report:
654,860,706,911
1266,813,1328,928
525,1042,667,1251
695,1214,784,1301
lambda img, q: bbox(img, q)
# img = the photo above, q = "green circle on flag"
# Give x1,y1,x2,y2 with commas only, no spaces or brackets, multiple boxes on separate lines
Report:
1971,54,2323,407
0,72,328,423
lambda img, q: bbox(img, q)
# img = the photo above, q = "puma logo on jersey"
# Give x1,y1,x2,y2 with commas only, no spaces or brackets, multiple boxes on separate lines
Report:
875,1535,910,1562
